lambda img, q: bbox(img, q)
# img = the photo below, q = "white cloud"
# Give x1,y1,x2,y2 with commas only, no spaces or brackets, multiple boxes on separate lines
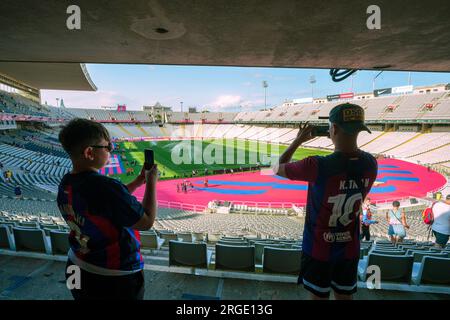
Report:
210,95,242,108
40,90,141,110
202,95,265,112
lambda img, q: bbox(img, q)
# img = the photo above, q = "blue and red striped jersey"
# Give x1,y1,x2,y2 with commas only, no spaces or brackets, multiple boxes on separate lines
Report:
285,150,378,262
57,171,144,271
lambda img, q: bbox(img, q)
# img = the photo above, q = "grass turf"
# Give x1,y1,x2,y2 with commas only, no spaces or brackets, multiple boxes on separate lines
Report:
110,139,331,184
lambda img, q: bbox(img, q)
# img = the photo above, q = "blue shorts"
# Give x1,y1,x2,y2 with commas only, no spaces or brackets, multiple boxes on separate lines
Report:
388,225,405,238
388,225,394,236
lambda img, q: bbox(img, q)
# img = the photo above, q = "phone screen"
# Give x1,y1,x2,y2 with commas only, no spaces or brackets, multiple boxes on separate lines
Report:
313,125,329,137
144,149,154,169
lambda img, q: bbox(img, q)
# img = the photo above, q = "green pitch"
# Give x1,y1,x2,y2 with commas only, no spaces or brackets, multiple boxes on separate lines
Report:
111,139,331,184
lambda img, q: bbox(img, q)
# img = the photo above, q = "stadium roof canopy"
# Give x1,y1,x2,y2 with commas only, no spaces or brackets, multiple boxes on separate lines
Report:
0,62,96,91
0,0,449,73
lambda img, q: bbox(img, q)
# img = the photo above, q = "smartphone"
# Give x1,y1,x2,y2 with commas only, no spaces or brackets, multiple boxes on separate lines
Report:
144,149,154,169
312,125,329,137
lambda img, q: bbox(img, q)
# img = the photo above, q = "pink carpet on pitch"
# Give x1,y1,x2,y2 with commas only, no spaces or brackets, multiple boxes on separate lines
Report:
132,159,447,208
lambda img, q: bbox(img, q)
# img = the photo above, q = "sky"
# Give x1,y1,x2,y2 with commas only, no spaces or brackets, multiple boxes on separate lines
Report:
41,64,450,112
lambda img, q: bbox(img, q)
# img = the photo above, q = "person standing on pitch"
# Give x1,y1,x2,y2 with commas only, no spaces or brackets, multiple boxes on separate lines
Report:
274,103,378,300
57,118,158,300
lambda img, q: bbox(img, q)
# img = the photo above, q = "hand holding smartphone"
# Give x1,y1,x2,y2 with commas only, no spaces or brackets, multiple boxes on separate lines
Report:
144,149,154,170
311,125,330,137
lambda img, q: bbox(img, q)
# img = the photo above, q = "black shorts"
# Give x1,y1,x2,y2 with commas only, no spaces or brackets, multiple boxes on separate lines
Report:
433,230,450,246
298,253,359,298
65,259,145,300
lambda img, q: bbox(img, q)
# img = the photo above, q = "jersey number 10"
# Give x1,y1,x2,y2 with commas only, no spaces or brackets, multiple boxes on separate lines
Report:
328,193,363,227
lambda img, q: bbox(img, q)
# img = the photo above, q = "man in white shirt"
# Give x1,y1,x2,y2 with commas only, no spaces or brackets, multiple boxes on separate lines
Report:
431,194,450,248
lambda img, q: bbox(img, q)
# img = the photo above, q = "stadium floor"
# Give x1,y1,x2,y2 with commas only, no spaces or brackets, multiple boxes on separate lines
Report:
134,159,447,208
0,255,448,300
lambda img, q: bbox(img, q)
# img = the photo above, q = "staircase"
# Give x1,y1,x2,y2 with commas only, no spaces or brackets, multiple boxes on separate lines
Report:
117,124,133,137
359,130,392,148
160,126,169,137
380,133,423,154
195,123,203,138
406,142,450,159
136,124,150,136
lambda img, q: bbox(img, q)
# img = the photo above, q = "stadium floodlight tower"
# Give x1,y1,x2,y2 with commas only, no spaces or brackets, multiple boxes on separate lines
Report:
262,80,268,110
309,75,316,98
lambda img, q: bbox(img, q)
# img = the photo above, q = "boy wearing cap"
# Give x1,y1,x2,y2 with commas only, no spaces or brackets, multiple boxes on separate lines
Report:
275,103,378,300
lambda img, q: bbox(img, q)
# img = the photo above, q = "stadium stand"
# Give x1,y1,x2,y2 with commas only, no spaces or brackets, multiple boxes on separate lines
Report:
1,84,450,298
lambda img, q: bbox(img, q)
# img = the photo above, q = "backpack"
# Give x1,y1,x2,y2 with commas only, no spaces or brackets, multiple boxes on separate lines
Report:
422,203,436,225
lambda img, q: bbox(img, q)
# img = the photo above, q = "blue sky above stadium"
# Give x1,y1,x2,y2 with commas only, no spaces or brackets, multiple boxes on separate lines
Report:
41,64,450,112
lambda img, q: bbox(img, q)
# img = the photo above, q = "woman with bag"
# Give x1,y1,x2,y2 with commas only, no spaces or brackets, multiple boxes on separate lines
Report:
386,200,410,244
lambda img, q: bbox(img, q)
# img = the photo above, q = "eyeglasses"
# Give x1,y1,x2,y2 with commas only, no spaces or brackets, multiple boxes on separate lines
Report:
90,143,114,152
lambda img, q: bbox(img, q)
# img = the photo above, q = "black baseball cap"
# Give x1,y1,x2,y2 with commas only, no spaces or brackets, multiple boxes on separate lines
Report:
323,103,371,134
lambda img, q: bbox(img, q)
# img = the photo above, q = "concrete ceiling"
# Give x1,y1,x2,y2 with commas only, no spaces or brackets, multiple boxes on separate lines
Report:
0,0,449,72
0,62,96,90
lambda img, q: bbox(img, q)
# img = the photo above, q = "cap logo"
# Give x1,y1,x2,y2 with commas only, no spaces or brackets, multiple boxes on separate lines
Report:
343,108,364,122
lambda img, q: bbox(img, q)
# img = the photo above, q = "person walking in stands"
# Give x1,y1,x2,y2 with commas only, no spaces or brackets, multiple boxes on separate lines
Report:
14,184,22,199
360,197,377,241
57,118,158,300
386,200,410,244
430,194,450,248
275,103,378,300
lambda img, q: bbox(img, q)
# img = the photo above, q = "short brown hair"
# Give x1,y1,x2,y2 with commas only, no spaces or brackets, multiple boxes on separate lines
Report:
59,118,110,157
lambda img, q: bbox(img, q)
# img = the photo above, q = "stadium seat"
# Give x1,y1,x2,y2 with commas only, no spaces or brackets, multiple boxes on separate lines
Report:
18,221,39,228
360,247,370,259
0,225,13,250
140,233,164,250
206,232,221,244
371,250,406,256
400,245,427,251
169,241,212,268
0,222,16,232
262,247,302,275
50,230,70,255
42,224,61,236
222,236,245,241
218,240,248,246
215,244,255,272
254,242,285,265
176,232,193,242
160,233,178,246
192,232,205,242
358,253,414,283
12,227,47,253
412,257,450,285
375,240,394,245
406,250,449,263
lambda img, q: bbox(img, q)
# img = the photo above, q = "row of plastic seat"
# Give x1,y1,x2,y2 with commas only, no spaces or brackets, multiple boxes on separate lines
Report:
140,231,300,249
231,205,289,215
168,240,302,275
2,226,448,289
0,226,69,255
358,252,450,286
